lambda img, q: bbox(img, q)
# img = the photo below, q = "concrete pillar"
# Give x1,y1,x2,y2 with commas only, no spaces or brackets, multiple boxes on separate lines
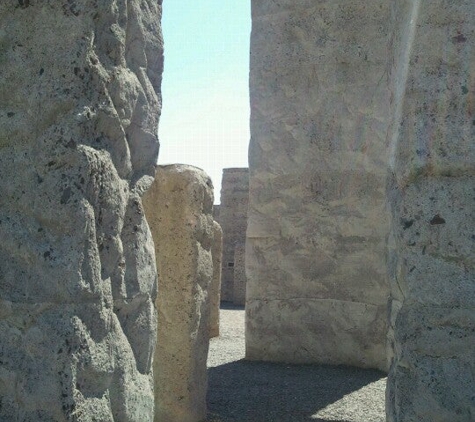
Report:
386,1,475,420
210,221,223,338
143,164,214,422
0,2,162,420
246,0,391,370
233,243,246,306
218,168,249,302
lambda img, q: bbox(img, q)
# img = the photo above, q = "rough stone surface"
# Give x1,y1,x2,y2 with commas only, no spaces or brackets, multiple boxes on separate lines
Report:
210,221,223,338
0,2,162,421
218,168,249,302
232,243,246,306
246,1,391,370
386,1,475,421
143,164,214,422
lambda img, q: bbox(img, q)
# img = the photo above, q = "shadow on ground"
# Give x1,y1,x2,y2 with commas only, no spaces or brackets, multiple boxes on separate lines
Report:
207,359,385,422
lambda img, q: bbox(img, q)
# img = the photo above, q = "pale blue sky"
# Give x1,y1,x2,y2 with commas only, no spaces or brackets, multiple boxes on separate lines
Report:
158,1,251,203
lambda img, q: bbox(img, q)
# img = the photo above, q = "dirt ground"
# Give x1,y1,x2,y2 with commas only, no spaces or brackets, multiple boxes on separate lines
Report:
206,304,386,422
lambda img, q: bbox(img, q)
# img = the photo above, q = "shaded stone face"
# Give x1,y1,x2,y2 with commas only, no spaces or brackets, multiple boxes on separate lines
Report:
386,1,475,420
143,164,214,422
0,2,162,420
218,168,249,303
246,0,391,370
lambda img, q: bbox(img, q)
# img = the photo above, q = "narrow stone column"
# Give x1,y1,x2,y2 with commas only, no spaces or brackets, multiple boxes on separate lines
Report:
387,1,475,420
0,2,162,420
233,243,247,306
218,168,249,302
143,164,214,422
246,0,390,370
210,221,223,338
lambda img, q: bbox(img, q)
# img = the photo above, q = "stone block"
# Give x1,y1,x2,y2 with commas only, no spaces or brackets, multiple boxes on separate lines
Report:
246,0,390,371
210,221,223,338
143,164,214,422
218,168,249,302
233,243,247,306
386,1,475,420
212,204,221,221
246,299,386,367
0,2,162,420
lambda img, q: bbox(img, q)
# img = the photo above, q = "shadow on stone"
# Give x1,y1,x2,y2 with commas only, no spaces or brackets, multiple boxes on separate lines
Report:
207,359,385,422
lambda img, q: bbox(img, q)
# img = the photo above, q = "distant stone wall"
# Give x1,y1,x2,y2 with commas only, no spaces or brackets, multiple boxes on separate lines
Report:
0,3,162,420
218,168,249,304
246,0,390,370
143,164,214,422
386,1,475,420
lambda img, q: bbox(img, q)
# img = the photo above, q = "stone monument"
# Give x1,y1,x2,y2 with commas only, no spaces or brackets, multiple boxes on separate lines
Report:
143,164,214,422
233,243,247,306
218,168,249,304
246,0,391,370
0,2,162,420
386,1,475,420
210,221,223,338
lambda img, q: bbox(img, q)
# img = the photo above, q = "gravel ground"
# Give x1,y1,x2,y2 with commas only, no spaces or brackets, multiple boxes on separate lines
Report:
206,304,386,422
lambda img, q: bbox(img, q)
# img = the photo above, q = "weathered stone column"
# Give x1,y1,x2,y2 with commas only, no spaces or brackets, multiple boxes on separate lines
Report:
143,165,214,422
246,0,391,370
0,2,162,420
386,1,475,420
210,221,223,338
218,168,249,302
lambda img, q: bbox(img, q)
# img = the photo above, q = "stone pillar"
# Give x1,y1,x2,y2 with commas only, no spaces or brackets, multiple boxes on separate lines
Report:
218,168,249,302
386,1,475,420
246,0,391,370
143,165,214,422
233,243,246,306
213,204,221,221
210,221,223,338
0,2,162,420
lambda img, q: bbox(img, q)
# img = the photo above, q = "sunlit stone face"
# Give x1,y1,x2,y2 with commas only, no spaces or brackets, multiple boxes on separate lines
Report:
246,0,391,371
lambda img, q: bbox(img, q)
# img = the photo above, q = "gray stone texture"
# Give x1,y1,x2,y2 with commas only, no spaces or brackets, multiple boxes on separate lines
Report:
218,168,249,303
142,164,214,422
233,243,247,306
210,221,223,338
0,2,162,421
386,1,475,420
246,0,391,370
